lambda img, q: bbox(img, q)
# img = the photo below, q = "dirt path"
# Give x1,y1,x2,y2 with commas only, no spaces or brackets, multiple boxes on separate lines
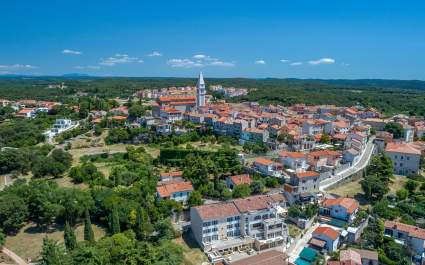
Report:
1,247,28,265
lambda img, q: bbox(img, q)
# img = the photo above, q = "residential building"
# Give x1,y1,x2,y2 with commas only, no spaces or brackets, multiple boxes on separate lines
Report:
328,249,378,265
16,108,36,118
307,150,342,171
190,194,288,258
302,119,330,136
159,171,183,182
159,107,183,123
239,128,269,145
279,151,308,173
213,118,248,137
385,142,422,176
320,197,359,222
344,132,367,152
312,226,340,253
158,95,196,112
254,157,282,177
226,174,252,189
284,171,320,200
384,220,425,257
156,181,194,204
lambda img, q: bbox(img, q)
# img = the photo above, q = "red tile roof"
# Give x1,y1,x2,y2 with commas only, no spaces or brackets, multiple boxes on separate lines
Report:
159,95,196,102
296,171,319,179
279,151,305,159
229,250,288,265
156,181,193,198
323,197,359,214
384,220,425,240
385,142,421,155
314,226,340,241
160,171,183,178
229,174,252,186
255,157,274,166
194,202,240,220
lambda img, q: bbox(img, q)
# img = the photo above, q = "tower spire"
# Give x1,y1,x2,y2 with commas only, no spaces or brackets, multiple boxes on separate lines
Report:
196,72,206,109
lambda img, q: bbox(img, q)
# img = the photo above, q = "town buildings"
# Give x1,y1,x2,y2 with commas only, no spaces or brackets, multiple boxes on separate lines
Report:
311,226,341,253
320,197,359,222
384,220,425,258
156,180,194,204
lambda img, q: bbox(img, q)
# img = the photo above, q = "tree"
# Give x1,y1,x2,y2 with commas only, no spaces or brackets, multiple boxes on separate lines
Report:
64,221,76,250
232,184,251,198
187,190,203,207
320,133,331,144
128,104,145,119
250,181,265,194
396,188,408,200
361,175,389,201
39,237,70,265
384,122,403,139
110,205,120,235
0,194,28,233
84,209,95,242
135,206,144,240
405,180,417,194
0,229,5,246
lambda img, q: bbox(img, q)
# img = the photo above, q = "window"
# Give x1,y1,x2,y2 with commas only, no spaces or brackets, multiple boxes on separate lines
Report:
227,231,233,237
227,224,233,229
254,215,261,220
212,220,218,225
235,216,240,220
407,157,410,160
203,222,211,227
212,235,218,240
227,217,233,222
212,227,218,232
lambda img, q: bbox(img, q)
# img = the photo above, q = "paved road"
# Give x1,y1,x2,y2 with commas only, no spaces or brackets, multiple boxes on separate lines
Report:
287,222,320,263
320,137,375,191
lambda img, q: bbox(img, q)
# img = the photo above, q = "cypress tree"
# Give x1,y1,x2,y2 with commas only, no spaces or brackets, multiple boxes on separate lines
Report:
111,205,120,234
84,209,95,242
135,206,144,240
63,221,76,250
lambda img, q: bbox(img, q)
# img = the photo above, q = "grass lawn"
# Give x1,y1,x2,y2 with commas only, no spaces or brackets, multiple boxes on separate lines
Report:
173,232,208,265
287,223,302,238
327,179,363,198
5,222,106,262
388,176,408,194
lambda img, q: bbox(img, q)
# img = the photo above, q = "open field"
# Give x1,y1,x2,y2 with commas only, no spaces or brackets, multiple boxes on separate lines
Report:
5,222,106,262
173,232,208,265
388,176,408,194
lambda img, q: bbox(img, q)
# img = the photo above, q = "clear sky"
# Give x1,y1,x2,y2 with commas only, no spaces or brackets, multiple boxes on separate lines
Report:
1,0,425,79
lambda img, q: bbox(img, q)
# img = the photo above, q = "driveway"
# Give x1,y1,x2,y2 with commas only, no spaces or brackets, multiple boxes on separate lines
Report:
287,222,320,263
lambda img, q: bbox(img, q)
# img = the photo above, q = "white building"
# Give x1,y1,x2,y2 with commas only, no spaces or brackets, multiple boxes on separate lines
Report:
190,194,288,258
385,142,422,176
196,72,206,108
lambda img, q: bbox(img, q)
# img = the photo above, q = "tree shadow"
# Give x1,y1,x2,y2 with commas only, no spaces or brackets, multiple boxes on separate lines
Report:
23,223,64,234
181,230,201,249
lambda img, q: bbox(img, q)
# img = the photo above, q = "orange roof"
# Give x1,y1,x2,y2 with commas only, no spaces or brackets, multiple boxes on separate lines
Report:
258,123,268,129
296,171,319,179
314,226,340,240
309,150,341,158
333,133,347,141
17,108,35,114
255,157,274,166
160,171,183,178
229,174,252,186
162,107,181,114
111,115,127,120
194,202,240,220
156,181,193,198
323,197,359,214
159,95,195,102
345,108,358,115
384,220,425,240
385,142,421,155
279,151,305,159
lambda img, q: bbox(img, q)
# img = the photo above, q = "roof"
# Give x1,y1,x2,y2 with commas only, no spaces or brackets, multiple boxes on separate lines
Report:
385,142,421,155
156,181,193,198
279,151,305,159
159,95,196,102
233,195,277,213
340,249,362,265
309,150,342,158
323,197,359,214
229,174,252,186
299,247,317,262
17,108,34,114
194,201,240,220
160,171,183,178
296,171,320,179
313,226,340,241
384,220,425,240
111,115,127,120
350,248,378,261
230,250,288,265
309,238,326,248
255,157,274,166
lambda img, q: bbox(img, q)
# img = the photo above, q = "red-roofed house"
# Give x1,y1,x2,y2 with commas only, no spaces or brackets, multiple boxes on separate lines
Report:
16,108,36,118
279,151,308,172
226,174,252,189
384,220,425,256
312,226,341,252
254,157,282,177
307,150,342,170
156,181,194,204
320,197,359,222
284,171,320,200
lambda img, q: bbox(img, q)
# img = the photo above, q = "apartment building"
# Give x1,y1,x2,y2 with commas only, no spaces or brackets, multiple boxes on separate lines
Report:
385,142,422,176
190,194,288,256
284,171,320,200
307,150,342,171
254,157,282,177
213,118,249,137
302,119,330,136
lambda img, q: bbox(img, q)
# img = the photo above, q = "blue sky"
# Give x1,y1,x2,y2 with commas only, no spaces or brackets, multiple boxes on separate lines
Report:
1,0,425,79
